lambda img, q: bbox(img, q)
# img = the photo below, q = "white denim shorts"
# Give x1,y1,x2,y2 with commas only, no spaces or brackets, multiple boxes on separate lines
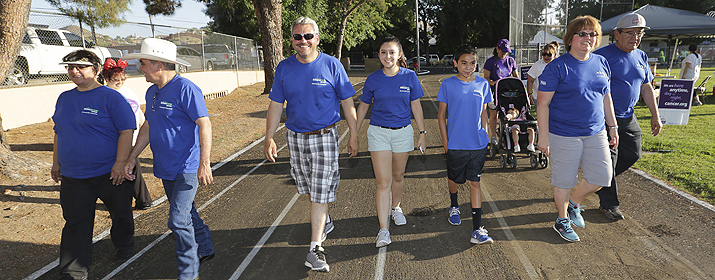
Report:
367,124,414,153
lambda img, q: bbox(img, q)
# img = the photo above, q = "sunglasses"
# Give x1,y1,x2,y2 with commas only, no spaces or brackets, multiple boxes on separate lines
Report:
152,91,158,111
65,65,92,70
292,33,315,41
621,30,645,38
574,31,598,38
541,52,553,57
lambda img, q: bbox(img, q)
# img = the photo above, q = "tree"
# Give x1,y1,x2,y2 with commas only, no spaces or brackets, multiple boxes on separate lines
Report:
252,0,283,94
47,0,131,45
0,0,32,180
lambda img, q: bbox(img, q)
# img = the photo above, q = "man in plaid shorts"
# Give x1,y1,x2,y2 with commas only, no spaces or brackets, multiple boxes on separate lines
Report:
264,16,359,273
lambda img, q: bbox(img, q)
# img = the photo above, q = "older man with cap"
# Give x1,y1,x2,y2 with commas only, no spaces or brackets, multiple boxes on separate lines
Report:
123,38,214,280
264,16,358,273
593,12,663,221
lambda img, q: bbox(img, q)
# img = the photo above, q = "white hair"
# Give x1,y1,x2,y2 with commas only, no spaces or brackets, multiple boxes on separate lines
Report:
291,17,319,35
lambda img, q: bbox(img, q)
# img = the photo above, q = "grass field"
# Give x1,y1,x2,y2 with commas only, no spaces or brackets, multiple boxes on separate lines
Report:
633,66,715,204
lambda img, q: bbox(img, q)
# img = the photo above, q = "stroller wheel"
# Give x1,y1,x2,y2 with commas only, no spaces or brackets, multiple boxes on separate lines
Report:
499,154,507,169
539,154,549,169
508,154,517,169
530,154,538,169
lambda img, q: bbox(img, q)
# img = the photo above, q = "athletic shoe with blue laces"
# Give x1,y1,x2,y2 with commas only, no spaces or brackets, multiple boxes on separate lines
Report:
568,204,585,228
448,207,461,225
470,227,494,244
553,218,580,242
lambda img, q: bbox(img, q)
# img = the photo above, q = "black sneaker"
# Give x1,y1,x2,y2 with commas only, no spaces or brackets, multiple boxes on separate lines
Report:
115,248,132,262
599,207,624,221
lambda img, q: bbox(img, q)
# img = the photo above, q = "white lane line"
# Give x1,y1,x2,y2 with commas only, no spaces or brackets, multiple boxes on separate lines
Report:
102,143,289,280
230,128,352,279
374,245,387,280
481,187,539,279
631,168,715,213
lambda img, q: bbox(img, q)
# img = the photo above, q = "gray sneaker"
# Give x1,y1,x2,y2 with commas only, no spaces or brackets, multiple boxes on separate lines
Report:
321,215,334,242
376,228,391,247
391,207,407,226
305,245,329,272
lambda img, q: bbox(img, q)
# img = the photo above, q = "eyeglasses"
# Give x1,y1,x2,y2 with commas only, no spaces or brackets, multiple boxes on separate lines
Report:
574,31,598,38
541,52,553,57
621,30,645,38
65,65,92,71
292,33,315,41
151,91,157,111
110,78,127,82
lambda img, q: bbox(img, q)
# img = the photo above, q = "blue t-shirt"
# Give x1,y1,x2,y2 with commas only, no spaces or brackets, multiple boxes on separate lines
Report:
593,44,653,118
145,75,209,180
539,53,611,137
52,86,136,179
360,67,424,127
269,53,356,133
483,55,517,82
436,75,493,150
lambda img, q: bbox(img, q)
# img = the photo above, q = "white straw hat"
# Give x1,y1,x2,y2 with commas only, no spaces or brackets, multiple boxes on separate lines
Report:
123,38,190,67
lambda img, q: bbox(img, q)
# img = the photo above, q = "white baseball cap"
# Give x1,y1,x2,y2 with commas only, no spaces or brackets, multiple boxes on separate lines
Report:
615,13,649,30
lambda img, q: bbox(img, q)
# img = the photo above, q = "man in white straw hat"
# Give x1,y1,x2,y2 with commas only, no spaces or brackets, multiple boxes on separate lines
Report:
593,12,662,221
123,38,214,280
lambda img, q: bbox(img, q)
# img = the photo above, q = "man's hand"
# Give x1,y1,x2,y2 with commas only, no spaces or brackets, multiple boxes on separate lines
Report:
123,158,137,181
51,163,61,183
348,134,358,158
198,161,213,185
264,138,278,162
111,160,126,185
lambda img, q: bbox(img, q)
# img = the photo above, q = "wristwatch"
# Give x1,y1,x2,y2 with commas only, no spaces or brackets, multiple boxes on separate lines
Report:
419,130,428,134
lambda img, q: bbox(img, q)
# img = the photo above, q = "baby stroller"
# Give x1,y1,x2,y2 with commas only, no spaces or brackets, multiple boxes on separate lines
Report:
488,77,548,169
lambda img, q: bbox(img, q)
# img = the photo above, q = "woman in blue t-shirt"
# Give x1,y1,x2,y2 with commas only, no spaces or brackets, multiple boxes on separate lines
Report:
536,15,619,243
483,39,519,144
51,50,136,278
356,37,426,248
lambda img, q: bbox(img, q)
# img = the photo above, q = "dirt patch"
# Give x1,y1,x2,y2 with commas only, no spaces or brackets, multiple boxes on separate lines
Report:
0,82,271,280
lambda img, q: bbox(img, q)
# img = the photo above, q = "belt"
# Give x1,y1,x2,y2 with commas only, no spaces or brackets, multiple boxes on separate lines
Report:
302,123,337,135
378,125,409,130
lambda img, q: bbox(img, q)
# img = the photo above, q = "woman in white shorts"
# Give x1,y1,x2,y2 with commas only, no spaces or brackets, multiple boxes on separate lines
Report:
537,16,619,242
356,37,426,248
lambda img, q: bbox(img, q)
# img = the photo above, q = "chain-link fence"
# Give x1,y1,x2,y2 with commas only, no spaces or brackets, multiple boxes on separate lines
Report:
509,0,568,66
1,10,261,88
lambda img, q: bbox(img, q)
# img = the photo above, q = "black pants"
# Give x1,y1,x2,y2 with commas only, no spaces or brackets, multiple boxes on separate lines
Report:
132,157,153,207
59,173,135,280
597,115,642,210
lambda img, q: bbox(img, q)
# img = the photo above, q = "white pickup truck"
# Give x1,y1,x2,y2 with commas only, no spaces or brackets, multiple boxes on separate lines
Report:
3,26,122,86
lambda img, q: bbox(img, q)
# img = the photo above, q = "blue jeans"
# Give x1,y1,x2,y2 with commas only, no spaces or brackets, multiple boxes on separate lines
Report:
163,173,214,280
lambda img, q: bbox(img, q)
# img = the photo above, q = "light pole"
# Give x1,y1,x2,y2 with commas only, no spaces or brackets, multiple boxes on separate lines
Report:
415,0,420,73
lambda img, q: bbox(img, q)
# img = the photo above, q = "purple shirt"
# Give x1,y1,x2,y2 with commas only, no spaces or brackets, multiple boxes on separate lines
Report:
483,55,517,82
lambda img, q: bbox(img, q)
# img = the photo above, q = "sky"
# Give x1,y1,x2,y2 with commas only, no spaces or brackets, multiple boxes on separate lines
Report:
29,0,213,37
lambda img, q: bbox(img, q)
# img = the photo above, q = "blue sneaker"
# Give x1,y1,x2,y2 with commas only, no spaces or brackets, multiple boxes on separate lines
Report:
470,227,494,244
553,218,580,242
568,204,585,228
448,207,461,225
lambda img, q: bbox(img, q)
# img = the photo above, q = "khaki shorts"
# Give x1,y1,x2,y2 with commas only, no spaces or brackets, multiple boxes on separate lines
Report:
367,124,414,153
549,131,612,189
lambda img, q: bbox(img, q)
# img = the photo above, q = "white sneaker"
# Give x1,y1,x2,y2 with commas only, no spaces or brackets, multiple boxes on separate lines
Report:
513,144,521,153
526,144,536,152
391,207,407,226
376,228,391,247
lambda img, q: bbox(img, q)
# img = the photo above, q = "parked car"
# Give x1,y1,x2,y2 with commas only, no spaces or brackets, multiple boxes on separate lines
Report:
428,54,440,65
3,26,121,86
203,44,236,69
440,54,454,65
176,46,213,72
406,56,427,67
